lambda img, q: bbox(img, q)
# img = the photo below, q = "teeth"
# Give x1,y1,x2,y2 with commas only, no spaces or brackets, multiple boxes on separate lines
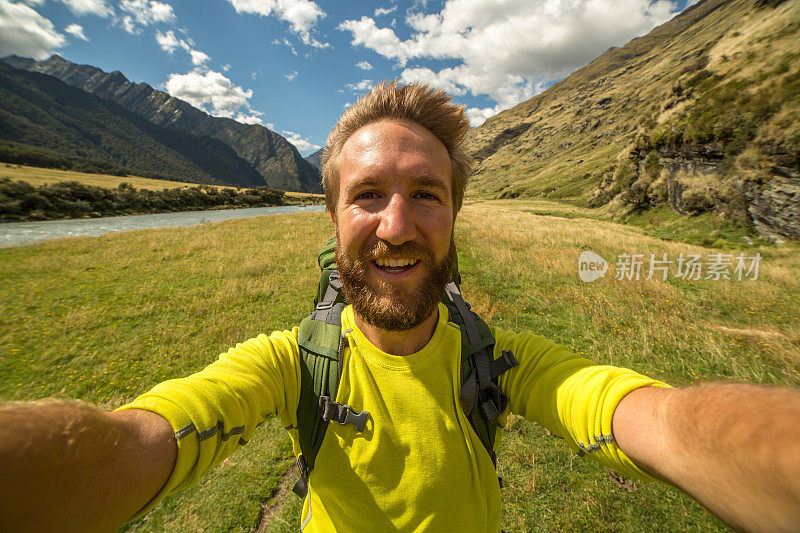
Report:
376,258,416,267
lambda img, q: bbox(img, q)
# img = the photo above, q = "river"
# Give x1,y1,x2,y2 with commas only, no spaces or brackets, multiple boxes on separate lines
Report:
0,204,326,248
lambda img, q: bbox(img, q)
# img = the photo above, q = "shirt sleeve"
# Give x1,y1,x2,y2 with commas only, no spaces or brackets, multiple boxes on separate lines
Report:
115,327,302,519
494,327,671,482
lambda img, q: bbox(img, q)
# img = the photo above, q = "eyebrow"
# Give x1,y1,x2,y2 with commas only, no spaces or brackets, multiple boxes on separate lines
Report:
412,175,449,192
342,176,380,197
344,174,449,195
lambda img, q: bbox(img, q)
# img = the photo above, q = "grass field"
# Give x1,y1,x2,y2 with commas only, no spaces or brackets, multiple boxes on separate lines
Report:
0,163,324,201
1,199,798,531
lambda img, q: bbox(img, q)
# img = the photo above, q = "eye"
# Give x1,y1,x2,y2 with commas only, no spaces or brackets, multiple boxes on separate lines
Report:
415,191,440,201
354,190,380,201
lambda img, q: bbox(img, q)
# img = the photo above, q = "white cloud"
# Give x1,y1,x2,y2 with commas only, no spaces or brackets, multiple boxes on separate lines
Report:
465,105,503,127
227,0,329,48
285,70,298,81
301,34,329,49
155,28,180,52
165,68,263,125
64,23,88,40
400,67,465,96
60,0,112,17
222,63,231,71
282,130,321,152
234,112,263,125
0,1,66,60
355,60,372,70
374,5,396,17
156,30,210,65
340,0,679,117
189,49,209,65
339,17,406,63
272,36,298,55
118,0,175,34
346,79,373,92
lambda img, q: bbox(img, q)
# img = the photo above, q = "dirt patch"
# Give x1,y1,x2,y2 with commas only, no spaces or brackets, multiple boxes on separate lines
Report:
254,463,298,532
714,325,788,340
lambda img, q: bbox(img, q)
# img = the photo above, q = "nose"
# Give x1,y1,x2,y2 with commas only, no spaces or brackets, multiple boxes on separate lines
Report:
375,193,416,245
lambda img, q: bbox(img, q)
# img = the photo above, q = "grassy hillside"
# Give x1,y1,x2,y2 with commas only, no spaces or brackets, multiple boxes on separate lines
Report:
1,202,797,531
0,164,233,191
464,0,799,240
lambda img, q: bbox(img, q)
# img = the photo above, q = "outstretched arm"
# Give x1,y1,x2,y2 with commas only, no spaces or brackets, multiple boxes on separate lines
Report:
0,401,176,532
613,383,800,532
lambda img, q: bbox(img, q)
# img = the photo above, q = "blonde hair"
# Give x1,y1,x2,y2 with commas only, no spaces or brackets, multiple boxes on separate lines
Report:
322,80,472,214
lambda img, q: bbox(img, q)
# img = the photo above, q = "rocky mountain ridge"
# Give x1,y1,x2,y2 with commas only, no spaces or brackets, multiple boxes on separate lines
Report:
0,62,266,187
465,0,799,241
3,55,322,193
305,148,324,171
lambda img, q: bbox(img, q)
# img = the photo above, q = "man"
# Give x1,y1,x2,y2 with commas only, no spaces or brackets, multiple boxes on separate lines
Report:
1,82,799,532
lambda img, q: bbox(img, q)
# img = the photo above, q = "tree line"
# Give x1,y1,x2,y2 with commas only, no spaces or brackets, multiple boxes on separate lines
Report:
0,179,287,222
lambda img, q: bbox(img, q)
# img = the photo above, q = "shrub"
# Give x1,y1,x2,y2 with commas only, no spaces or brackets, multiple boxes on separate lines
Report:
0,178,287,221
682,189,715,215
643,151,662,179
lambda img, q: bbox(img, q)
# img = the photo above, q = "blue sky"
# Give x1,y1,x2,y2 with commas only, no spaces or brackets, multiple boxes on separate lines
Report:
1,0,696,156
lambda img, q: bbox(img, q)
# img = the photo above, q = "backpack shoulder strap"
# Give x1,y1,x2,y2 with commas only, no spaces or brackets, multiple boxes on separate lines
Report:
445,281,518,471
293,269,369,498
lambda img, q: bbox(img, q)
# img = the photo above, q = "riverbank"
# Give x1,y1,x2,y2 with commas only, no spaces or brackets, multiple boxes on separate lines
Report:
0,178,324,222
0,203,326,248
1,200,797,531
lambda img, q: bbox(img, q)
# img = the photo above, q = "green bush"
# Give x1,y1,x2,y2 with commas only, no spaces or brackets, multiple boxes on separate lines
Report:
682,189,715,215
0,178,286,221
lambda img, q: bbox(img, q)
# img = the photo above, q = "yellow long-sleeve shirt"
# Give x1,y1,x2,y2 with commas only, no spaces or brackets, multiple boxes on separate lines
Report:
119,303,668,531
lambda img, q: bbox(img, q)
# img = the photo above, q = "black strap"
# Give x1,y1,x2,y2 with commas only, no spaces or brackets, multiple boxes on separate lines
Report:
445,282,480,343
493,350,517,377
460,369,478,415
445,282,492,390
292,455,310,497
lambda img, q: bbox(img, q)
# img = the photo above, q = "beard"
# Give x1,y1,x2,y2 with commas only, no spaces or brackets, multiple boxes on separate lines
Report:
335,232,455,332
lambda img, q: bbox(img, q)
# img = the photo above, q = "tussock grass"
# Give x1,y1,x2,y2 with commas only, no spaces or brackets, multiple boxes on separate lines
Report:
1,201,797,531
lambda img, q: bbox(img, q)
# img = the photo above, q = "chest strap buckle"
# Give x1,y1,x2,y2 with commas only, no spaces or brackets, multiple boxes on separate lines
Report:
319,395,370,431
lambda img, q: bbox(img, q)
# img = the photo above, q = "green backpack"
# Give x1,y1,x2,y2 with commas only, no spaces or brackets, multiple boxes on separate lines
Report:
292,237,518,498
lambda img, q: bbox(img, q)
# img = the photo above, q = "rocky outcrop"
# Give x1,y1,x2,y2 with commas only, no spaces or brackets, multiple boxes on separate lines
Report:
649,144,725,177
472,123,532,162
739,170,800,241
653,142,799,240
597,141,799,241
3,55,322,193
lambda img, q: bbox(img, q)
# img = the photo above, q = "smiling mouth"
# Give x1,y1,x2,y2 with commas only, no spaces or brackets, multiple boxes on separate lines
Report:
373,257,420,274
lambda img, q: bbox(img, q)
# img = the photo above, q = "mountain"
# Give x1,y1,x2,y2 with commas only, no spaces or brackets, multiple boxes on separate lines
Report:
306,148,324,171
0,61,266,187
3,55,323,193
465,0,799,241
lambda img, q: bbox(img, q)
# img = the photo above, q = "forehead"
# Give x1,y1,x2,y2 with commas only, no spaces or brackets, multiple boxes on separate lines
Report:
338,119,452,191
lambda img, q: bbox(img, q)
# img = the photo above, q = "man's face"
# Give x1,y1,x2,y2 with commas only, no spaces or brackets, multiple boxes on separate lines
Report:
333,119,455,331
